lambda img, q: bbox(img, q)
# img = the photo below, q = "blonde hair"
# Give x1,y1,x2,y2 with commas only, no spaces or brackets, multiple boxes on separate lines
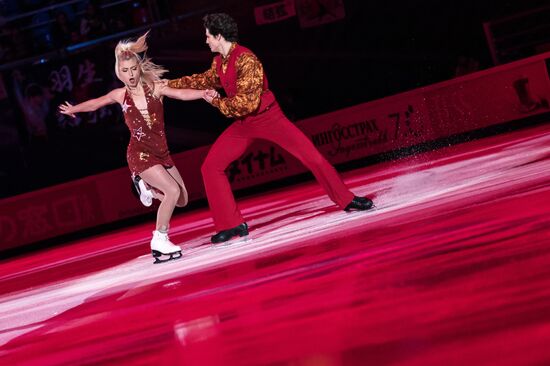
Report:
114,31,167,90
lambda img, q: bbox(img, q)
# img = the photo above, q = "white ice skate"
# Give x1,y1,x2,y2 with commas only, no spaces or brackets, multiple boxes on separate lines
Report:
132,175,154,207
150,230,182,264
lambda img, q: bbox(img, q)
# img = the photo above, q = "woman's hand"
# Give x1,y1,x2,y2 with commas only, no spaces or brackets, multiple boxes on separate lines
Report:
58,101,76,118
203,89,220,104
155,80,169,93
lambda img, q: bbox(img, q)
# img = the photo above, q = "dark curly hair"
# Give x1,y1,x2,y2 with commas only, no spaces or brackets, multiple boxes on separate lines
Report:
203,13,238,42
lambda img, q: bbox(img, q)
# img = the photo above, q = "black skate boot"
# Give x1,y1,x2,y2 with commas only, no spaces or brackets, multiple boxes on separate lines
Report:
211,223,249,243
344,196,374,211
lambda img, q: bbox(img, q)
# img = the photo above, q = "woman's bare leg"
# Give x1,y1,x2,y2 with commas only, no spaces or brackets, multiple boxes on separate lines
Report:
140,165,181,231
151,188,165,201
166,166,189,207
141,167,187,206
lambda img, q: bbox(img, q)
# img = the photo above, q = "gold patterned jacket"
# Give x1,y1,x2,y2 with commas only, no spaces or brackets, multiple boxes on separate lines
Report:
168,43,267,118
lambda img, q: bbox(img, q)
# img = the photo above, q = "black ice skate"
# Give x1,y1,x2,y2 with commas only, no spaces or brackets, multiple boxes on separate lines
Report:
344,196,374,211
211,223,249,243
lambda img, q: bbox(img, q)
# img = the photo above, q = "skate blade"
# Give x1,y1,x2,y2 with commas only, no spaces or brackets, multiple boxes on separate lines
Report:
151,250,182,264
212,235,252,247
346,203,377,212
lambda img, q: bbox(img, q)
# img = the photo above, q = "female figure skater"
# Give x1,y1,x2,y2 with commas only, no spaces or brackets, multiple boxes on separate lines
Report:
59,32,210,263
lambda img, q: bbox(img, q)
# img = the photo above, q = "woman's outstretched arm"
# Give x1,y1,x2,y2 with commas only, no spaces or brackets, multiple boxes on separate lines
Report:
59,88,124,117
158,85,210,101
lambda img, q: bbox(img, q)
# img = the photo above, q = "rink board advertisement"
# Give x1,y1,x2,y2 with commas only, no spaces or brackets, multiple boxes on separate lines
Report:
2,52,550,251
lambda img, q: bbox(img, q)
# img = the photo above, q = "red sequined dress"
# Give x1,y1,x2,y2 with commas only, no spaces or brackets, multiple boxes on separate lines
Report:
122,84,174,176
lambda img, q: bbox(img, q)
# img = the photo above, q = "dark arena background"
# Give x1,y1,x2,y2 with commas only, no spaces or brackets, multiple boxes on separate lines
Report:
1,1,549,365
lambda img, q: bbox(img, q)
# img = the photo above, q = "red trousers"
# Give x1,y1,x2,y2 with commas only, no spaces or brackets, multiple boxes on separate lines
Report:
201,104,355,231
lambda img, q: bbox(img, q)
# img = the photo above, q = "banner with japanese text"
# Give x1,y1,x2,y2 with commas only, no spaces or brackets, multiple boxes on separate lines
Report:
9,46,121,135
255,0,296,25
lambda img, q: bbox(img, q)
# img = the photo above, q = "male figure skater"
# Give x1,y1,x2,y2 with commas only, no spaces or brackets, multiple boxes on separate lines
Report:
169,13,373,243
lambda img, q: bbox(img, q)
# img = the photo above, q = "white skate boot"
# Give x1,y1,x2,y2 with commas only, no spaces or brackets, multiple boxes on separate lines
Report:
132,175,154,207
150,230,182,264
